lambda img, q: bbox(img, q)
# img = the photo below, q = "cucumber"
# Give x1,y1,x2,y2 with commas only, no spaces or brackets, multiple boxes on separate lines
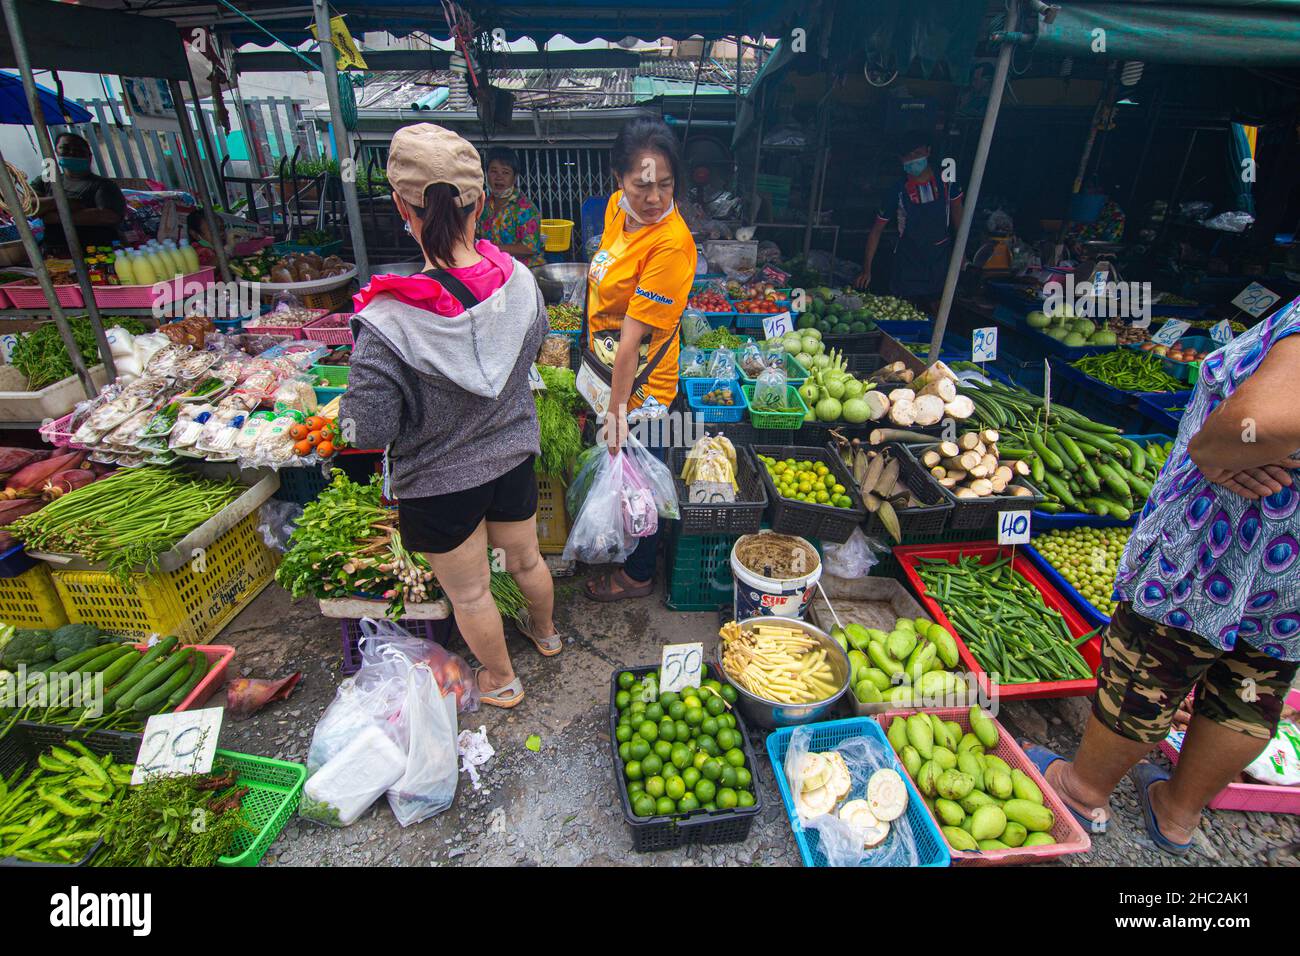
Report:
99,647,142,689
1078,458,1102,493
79,645,134,675
1096,463,1131,500
1028,434,1063,472
164,652,210,709
134,652,196,715
1057,433,1087,469
46,645,114,675
116,647,191,711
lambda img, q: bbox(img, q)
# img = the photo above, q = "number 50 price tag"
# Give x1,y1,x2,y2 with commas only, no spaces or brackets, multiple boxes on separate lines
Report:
660,642,704,694
132,707,223,785
998,510,1031,545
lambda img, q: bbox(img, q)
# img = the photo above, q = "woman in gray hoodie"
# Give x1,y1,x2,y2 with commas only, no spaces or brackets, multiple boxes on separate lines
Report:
340,124,559,709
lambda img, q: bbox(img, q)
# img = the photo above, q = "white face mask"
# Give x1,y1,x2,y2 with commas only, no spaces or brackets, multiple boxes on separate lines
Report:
619,194,675,226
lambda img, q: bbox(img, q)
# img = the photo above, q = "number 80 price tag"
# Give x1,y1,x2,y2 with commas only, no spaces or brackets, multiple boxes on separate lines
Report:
998,510,1031,545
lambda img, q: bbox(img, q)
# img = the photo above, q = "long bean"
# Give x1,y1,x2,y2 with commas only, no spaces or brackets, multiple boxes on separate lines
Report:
1070,350,1183,392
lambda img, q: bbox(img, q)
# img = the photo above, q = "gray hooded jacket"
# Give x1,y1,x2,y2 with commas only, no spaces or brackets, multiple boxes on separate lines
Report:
340,264,549,499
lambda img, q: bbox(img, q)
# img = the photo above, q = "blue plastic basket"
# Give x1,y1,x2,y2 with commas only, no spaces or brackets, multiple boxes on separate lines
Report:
1135,390,1192,435
765,717,950,868
684,377,747,423
1049,361,1146,430
1031,433,1170,531
1021,540,1113,630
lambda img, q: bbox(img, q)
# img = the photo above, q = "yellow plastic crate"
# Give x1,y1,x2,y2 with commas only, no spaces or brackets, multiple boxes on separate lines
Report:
0,563,68,629
536,473,570,555
50,512,278,643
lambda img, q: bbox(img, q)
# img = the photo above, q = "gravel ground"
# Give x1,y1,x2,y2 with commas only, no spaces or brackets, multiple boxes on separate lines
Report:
215,573,1300,867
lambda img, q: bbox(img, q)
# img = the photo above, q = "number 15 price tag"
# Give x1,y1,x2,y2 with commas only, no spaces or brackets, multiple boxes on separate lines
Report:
132,707,223,785
998,510,1031,545
762,311,794,341
660,642,703,694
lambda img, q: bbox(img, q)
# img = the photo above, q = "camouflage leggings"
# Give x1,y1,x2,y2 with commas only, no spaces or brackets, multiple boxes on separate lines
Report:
1094,602,1298,744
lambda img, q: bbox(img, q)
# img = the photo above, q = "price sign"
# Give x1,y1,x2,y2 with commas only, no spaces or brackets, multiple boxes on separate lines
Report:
132,707,223,785
660,642,704,694
0,334,18,363
1151,319,1190,347
972,327,998,363
527,364,546,391
997,510,1032,545
1209,320,1234,345
1231,282,1280,318
762,311,794,341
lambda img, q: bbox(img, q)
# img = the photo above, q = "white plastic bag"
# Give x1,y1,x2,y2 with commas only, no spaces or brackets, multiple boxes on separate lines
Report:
300,723,406,827
563,450,638,564
822,528,879,579
386,663,460,826
1242,720,1300,786
306,676,406,774
623,434,679,520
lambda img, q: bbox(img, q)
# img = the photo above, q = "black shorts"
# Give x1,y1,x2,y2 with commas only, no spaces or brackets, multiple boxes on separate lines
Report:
398,455,538,554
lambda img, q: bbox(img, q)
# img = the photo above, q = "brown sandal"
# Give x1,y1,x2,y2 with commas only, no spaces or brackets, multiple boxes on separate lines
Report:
518,624,564,657
585,568,654,602
476,668,525,709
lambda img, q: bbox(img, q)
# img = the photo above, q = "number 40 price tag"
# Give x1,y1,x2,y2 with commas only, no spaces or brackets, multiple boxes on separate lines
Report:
998,510,1031,546
132,707,223,785
660,642,704,694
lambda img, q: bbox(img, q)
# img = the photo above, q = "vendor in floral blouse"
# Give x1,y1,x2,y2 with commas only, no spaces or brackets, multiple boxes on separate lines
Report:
476,147,545,267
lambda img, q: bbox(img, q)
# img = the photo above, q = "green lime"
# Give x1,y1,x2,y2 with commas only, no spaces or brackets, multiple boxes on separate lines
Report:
643,702,663,722
719,765,738,789
675,720,691,742
701,758,723,781
692,750,710,771
627,780,644,795
698,735,720,757
632,793,655,817
703,678,722,694
637,720,659,742
671,744,692,769
735,766,752,789
660,691,679,707
618,742,632,762
684,706,705,726
716,788,738,810
645,775,666,799
682,767,701,789
625,760,643,781
629,682,643,700
705,695,725,717
738,790,756,808
615,690,631,711
724,747,746,768
703,802,717,811
618,671,635,690
653,740,673,762
718,714,736,730
720,684,738,704
667,701,686,721
661,762,681,779
678,793,701,813
657,720,676,742
629,739,650,761
641,754,663,777
666,776,686,801
615,724,633,743
681,686,699,701
656,797,676,816
700,717,719,737
695,778,717,803
630,700,646,717
716,727,737,751
701,664,710,679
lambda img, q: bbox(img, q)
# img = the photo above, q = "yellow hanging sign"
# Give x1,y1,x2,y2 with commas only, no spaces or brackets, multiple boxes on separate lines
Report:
311,14,368,70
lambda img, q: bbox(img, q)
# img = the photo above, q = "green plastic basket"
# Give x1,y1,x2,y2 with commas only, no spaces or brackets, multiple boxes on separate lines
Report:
741,384,809,430
311,364,349,405
214,749,307,867
665,527,736,611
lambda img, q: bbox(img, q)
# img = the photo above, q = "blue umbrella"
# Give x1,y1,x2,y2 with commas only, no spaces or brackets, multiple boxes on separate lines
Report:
0,71,92,126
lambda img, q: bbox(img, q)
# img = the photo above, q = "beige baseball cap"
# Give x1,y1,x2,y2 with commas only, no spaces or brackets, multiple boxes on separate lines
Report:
386,123,484,209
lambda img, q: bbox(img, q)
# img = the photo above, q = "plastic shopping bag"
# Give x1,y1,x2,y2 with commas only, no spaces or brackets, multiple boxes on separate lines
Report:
357,617,479,714
623,434,680,520
751,364,789,412
822,528,879,579
562,449,638,564
300,722,406,827
386,663,460,826
618,454,659,539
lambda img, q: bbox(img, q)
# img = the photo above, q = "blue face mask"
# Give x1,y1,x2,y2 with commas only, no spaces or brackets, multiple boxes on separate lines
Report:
903,157,928,177
58,156,91,175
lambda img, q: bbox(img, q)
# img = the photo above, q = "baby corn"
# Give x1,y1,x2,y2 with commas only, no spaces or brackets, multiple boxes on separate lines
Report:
719,621,839,704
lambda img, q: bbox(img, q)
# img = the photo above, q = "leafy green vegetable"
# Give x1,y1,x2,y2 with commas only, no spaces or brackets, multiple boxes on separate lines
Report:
534,366,585,477
0,628,53,668
51,624,104,661
11,316,147,390
694,328,746,351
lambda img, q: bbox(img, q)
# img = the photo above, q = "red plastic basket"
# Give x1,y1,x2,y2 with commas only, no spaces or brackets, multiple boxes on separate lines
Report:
893,542,1102,701
130,642,235,712
876,707,1093,865
1158,689,1300,815
302,312,355,346
92,267,215,309
2,280,83,308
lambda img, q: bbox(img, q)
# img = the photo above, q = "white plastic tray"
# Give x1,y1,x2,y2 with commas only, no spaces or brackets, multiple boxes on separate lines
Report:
243,266,357,298
318,596,451,620
0,365,108,423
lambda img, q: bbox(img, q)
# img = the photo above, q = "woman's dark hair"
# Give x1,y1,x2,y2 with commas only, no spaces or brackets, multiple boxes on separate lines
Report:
611,118,682,198
414,182,476,266
485,146,519,176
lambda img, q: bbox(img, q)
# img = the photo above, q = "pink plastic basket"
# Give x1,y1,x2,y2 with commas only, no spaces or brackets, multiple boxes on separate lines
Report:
876,707,1093,865
2,280,83,309
302,312,355,346
92,267,215,309
130,642,235,712
38,412,81,449
1158,689,1300,815
243,307,328,340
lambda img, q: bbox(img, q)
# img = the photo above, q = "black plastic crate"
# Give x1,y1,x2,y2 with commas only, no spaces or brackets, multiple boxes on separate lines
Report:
687,420,796,449
667,446,768,536
821,330,883,355
608,665,762,852
748,445,867,543
340,616,455,674
826,442,953,539
0,723,143,867
900,442,1046,530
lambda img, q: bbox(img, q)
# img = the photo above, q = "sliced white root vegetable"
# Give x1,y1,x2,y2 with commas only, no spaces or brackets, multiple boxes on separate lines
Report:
990,475,1010,494
992,465,1014,485
888,388,916,405
945,468,968,482
930,465,947,480
955,487,978,499
939,477,959,488
980,453,998,474
839,799,891,847
1008,484,1034,497
968,463,989,479
912,394,945,427
957,433,981,452
917,377,956,403
863,390,891,421
981,429,1001,445
796,782,837,820
889,400,916,426
1010,459,1031,476
921,449,942,468
937,440,960,458
970,478,994,496
797,752,830,793
823,752,852,799
867,768,909,822
957,450,981,472
943,395,975,419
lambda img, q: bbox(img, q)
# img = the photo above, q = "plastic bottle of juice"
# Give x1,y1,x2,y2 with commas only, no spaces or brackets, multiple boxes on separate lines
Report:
177,238,201,274
132,249,158,286
114,249,136,285
143,243,169,280
167,240,189,275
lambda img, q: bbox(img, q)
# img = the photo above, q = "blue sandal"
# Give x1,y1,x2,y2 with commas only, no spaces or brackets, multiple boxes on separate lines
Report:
1022,743,1109,835
1130,763,1192,857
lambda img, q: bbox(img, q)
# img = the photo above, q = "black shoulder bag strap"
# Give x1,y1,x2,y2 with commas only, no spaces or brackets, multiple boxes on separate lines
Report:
423,267,482,310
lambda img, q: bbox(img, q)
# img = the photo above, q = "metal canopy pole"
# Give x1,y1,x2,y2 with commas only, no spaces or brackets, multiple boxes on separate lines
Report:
2,0,116,385
184,51,229,209
682,39,711,150
314,0,369,282
0,151,96,398
927,0,1018,363
169,79,233,285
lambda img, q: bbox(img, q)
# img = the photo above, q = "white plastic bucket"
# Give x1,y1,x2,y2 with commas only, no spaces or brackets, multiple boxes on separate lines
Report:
730,534,822,621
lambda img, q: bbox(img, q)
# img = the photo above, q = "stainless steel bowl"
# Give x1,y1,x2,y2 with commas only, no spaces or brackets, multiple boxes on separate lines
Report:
532,262,588,306
721,617,852,730
370,260,424,277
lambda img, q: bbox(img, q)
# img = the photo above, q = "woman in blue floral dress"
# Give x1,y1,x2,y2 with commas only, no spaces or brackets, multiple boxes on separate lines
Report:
1028,296,1300,855
476,147,545,268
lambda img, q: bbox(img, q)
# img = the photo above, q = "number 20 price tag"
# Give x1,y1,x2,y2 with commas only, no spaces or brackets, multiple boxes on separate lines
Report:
997,510,1031,546
132,707,223,785
660,642,704,694
972,327,998,363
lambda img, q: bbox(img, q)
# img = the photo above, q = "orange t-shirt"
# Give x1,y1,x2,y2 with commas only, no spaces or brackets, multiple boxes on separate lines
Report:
586,191,697,411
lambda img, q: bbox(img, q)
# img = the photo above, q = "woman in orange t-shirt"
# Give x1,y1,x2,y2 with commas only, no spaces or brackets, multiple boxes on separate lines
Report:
585,118,697,602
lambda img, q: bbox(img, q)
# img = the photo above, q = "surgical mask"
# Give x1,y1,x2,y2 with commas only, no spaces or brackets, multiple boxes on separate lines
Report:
618,194,675,226
903,158,928,177
58,156,91,175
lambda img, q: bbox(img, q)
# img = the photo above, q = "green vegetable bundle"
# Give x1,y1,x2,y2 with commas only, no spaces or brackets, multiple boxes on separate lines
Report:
11,316,147,390
1069,350,1183,392
914,555,1096,685
961,379,1162,520
694,328,746,351
534,365,585,477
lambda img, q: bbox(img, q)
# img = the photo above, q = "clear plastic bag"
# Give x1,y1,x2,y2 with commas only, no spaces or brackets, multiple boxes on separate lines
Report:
681,308,711,347
623,434,679,520
706,348,737,381
386,662,460,827
562,450,638,564
783,727,920,867
618,455,659,539
680,346,709,379
822,528,879,579
751,363,789,411
737,340,765,378
257,499,303,552
300,722,406,827
357,617,479,714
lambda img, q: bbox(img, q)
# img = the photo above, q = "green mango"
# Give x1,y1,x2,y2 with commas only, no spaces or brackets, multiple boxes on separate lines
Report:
882,684,913,705
861,667,892,692
844,623,873,651
929,713,956,751
916,760,941,798
936,769,975,801
959,789,999,815
970,805,1008,842
969,707,999,748
931,746,957,771
1023,832,1057,847
1003,798,1055,833
906,713,934,759
943,721,964,745
986,767,1014,800
830,625,849,653
935,798,965,827
847,649,869,687
982,754,1011,776
916,669,964,701
978,839,1010,851
901,745,923,778
927,624,960,668
1011,768,1045,805
908,642,938,684
942,826,979,852
886,628,917,663
957,751,986,792
957,733,985,756
868,640,905,679
1001,821,1028,847
854,679,882,704
887,716,909,753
